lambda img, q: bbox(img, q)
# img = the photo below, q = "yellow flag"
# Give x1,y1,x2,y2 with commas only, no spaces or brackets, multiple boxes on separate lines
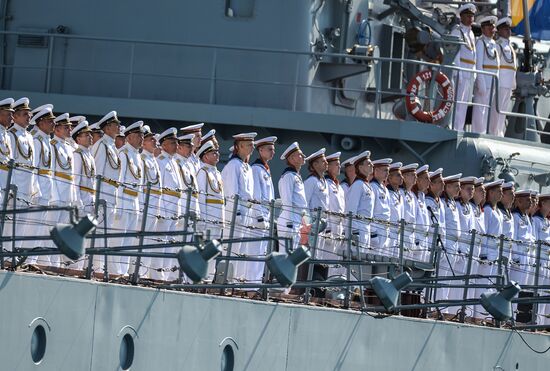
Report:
511,0,536,26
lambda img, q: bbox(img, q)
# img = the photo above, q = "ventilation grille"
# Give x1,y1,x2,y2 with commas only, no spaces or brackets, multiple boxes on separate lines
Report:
16,28,50,48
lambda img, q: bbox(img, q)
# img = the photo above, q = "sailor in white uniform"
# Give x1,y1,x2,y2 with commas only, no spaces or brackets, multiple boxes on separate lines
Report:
156,128,184,281
472,15,499,134
489,17,517,136
277,142,308,248
0,98,14,207
139,125,163,279
92,111,122,273
425,168,446,258
8,98,37,208
413,165,431,260
51,113,79,268
175,133,200,229
180,123,204,175
470,177,487,317
249,136,277,283
116,121,145,275
323,151,346,275
67,115,85,152
511,190,536,286
498,181,516,274
450,3,477,131
532,194,550,324
90,121,104,146
24,107,56,265
196,140,225,280
400,163,418,259
344,150,373,251
441,173,462,302
387,162,404,256
340,156,357,194
221,132,257,282
456,176,476,302
370,158,392,253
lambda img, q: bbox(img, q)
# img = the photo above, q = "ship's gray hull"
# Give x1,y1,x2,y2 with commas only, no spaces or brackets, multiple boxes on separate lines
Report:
1,271,549,370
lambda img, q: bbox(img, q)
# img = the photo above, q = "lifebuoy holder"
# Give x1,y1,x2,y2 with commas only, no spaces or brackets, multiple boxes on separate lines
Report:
405,70,454,123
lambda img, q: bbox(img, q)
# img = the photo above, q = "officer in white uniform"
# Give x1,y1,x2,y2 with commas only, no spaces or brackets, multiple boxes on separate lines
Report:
0,98,14,209
67,115,85,152
139,125,163,279
426,168,447,270
472,15,499,134
24,107,56,265
92,111,122,273
51,113,79,268
498,181,515,267
277,142,308,248
532,194,550,324
456,176,476,303
197,140,225,280
116,121,145,276
489,17,517,136
344,150,373,251
221,132,257,282
248,136,276,283
175,133,201,228
450,3,477,131
511,190,536,286
324,151,346,275
414,165,431,260
90,122,104,146
441,173,462,302
370,158,392,252
400,163,418,259
387,162,404,256
340,156,357,193
180,123,204,175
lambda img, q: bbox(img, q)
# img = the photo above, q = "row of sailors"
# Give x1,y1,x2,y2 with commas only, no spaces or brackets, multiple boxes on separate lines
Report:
452,5,517,136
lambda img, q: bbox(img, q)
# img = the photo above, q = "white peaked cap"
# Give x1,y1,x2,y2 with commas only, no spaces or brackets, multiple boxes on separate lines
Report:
12,97,30,111
325,152,341,161
30,103,53,116
484,179,505,190
474,177,485,186
97,110,120,128
341,155,357,167
459,176,477,185
389,162,403,171
0,97,15,111
158,127,178,142
502,181,515,190
31,107,56,125
201,129,216,142
305,148,326,162
351,151,371,165
372,158,392,167
428,168,443,179
478,15,497,26
180,123,204,132
69,115,86,124
54,113,70,125
496,17,512,28
197,140,217,158
178,133,195,142
442,173,462,183
71,120,91,139
416,164,429,175
457,3,477,15
116,126,126,136
255,136,278,147
123,121,144,135
232,132,257,141
280,142,301,160
401,163,419,173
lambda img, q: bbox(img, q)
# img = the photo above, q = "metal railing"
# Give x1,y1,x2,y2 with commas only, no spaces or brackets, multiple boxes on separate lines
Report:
0,30,549,135
1,160,550,328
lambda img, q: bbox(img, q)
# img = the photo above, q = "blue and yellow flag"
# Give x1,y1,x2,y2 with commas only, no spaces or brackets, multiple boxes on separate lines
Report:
512,0,550,40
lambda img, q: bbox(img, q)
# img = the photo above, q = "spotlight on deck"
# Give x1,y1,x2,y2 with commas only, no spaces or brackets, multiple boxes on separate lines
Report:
176,240,222,283
50,215,97,260
266,245,311,287
480,281,521,321
370,272,413,311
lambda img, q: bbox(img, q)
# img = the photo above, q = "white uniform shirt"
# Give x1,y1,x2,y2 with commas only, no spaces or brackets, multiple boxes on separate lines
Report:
8,123,36,199
118,143,143,212
512,209,535,264
73,144,96,209
400,188,416,248
156,150,182,218
345,178,373,244
341,179,351,194
221,155,254,224
251,159,274,224
188,153,201,175
304,174,330,212
175,154,200,219
197,161,225,224
475,35,500,92
498,204,515,257
277,167,308,228
31,127,53,204
51,135,76,205
457,200,474,254
483,203,504,260
371,179,391,247
93,135,120,207
388,186,404,247
451,23,476,71
326,176,345,235
496,37,517,89
140,149,162,216
443,196,461,253
415,192,431,248
0,125,13,202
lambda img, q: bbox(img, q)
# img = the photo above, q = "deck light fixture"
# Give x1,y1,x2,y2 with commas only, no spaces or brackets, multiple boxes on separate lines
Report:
480,281,521,321
50,215,97,260
370,272,413,311
266,245,311,287
176,240,222,283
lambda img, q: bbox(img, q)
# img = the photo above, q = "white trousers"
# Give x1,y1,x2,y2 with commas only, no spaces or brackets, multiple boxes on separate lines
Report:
453,71,473,132
489,86,513,136
472,81,493,134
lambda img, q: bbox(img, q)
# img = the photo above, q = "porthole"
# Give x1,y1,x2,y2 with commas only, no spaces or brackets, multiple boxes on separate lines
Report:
221,344,235,371
119,333,134,370
30,324,47,364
